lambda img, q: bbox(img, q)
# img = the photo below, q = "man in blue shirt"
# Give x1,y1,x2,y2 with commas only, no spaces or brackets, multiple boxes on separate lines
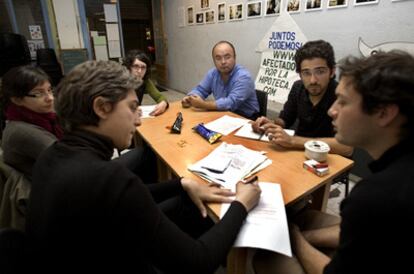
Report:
181,41,259,120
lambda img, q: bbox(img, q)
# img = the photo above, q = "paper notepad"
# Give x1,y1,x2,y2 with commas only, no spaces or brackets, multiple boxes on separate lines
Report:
235,123,295,142
204,115,250,135
220,182,292,257
140,105,156,118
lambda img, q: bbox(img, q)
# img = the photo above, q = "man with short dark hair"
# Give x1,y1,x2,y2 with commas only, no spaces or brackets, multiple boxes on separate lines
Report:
254,50,414,274
181,40,259,120
253,40,352,156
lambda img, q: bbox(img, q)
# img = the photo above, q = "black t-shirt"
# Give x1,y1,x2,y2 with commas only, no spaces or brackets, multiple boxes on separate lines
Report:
279,79,337,137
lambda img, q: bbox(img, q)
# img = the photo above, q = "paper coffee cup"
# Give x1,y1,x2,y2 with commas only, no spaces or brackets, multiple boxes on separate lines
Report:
304,140,330,162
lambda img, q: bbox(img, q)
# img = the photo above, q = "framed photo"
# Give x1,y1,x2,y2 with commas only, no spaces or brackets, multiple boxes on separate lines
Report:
218,2,226,22
328,0,348,9
196,12,204,24
265,0,281,16
229,3,243,21
287,0,301,13
205,10,215,23
354,0,379,6
187,6,194,25
247,1,262,18
201,0,209,9
305,0,322,11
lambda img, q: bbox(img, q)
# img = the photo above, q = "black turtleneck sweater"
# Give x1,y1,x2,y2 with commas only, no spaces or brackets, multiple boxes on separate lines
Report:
324,140,414,274
27,130,247,274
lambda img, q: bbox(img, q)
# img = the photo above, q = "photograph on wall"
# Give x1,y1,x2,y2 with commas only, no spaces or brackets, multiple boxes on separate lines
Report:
201,0,209,9
218,2,226,22
187,6,194,25
287,0,300,13
229,3,243,21
247,1,262,18
196,12,204,24
206,10,215,23
305,0,322,10
354,0,379,6
29,25,43,40
265,0,281,16
28,39,45,59
328,0,348,8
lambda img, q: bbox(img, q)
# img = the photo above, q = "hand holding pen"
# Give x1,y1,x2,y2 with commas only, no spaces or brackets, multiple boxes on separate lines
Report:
235,175,261,212
242,175,259,184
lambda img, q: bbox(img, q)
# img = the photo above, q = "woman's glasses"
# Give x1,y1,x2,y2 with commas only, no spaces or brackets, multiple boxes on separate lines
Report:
131,64,147,71
26,88,54,99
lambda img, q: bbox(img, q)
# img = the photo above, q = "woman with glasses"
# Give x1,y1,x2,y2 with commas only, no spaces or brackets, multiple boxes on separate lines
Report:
1,65,63,180
123,49,169,116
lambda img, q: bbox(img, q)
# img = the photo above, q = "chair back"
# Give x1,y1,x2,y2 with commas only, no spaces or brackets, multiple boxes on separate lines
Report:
0,160,31,231
36,48,63,86
255,89,268,117
0,32,31,77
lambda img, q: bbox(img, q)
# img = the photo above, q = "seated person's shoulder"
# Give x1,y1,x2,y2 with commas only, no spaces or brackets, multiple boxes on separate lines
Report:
291,79,304,89
3,121,57,141
234,65,252,77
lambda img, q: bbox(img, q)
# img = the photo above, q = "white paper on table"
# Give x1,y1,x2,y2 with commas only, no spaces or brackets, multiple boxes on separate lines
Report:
188,142,269,189
140,105,156,118
235,123,295,142
204,115,249,135
221,182,292,257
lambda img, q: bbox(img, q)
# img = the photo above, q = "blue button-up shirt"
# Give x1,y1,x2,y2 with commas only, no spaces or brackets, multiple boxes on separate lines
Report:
188,64,259,119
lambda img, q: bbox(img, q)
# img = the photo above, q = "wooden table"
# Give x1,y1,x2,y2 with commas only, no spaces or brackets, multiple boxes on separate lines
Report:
137,101,353,274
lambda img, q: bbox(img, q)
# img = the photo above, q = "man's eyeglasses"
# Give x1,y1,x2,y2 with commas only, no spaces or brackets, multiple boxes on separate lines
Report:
26,88,54,99
300,67,329,78
131,64,147,71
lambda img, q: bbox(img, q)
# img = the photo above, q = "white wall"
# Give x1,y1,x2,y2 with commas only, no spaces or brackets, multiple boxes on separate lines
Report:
163,0,414,93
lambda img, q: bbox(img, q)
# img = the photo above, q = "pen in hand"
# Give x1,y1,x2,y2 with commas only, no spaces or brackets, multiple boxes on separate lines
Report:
258,127,265,140
243,175,259,184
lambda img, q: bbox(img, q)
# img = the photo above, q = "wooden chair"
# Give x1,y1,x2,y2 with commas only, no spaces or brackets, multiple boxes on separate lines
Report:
36,48,63,87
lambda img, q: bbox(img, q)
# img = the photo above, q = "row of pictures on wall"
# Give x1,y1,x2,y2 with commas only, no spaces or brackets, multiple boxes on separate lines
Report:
187,0,402,25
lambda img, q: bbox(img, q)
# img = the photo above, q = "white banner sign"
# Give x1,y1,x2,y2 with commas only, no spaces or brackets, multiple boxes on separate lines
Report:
255,12,307,104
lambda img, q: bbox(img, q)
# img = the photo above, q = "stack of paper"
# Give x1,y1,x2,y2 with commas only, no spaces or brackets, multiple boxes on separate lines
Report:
188,142,272,189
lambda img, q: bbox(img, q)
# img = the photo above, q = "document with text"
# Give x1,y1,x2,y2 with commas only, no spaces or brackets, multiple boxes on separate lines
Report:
188,142,271,189
220,182,292,257
204,115,249,135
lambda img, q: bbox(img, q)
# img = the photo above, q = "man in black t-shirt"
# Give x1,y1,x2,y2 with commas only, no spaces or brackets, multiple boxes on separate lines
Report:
253,40,352,156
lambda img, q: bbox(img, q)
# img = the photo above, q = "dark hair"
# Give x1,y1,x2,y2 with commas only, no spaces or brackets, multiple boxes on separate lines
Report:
339,50,414,138
0,65,50,110
55,60,141,132
123,49,152,80
212,41,236,58
294,40,335,72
